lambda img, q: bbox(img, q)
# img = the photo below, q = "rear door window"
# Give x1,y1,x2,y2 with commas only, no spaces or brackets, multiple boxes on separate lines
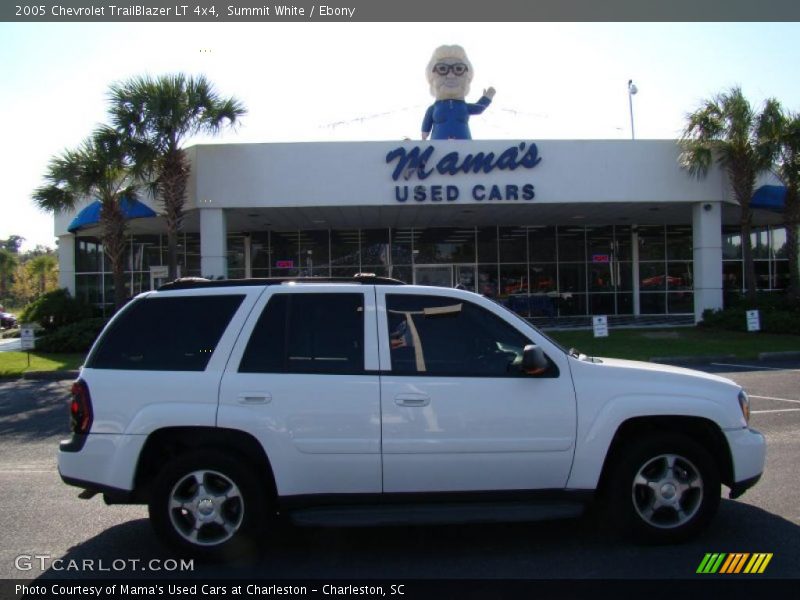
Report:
239,293,365,374
87,295,244,371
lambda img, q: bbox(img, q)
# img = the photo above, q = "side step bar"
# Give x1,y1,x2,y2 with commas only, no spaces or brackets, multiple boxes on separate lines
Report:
289,501,586,527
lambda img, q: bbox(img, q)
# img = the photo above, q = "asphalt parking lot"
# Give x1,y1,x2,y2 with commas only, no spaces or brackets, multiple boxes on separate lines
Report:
0,360,798,584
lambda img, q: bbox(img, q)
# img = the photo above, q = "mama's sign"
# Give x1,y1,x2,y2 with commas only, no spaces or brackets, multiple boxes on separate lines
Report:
385,142,542,203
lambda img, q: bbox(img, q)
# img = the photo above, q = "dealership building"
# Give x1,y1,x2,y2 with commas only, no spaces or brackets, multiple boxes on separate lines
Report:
53,139,787,326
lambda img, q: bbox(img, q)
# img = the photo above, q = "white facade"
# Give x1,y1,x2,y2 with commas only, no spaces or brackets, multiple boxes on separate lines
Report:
55,139,783,322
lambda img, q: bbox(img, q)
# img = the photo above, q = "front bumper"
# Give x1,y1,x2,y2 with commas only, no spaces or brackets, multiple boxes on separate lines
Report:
724,427,766,498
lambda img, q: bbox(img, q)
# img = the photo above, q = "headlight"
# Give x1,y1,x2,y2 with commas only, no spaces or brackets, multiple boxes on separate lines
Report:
738,389,751,425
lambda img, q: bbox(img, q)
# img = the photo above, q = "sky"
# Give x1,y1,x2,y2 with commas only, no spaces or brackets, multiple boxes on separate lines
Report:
1,21,799,252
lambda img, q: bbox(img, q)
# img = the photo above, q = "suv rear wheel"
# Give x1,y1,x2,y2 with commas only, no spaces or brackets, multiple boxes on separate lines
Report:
148,451,266,559
607,433,720,543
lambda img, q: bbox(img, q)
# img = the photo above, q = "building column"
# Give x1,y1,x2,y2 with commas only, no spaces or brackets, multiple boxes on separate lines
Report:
58,235,76,296
693,202,723,323
631,227,640,315
200,208,228,279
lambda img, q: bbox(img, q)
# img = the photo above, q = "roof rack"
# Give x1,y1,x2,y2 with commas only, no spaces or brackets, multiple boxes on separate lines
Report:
157,274,406,291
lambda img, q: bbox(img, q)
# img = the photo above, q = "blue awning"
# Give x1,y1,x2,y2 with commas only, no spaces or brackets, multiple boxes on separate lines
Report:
751,185,786,212
68,198,157,233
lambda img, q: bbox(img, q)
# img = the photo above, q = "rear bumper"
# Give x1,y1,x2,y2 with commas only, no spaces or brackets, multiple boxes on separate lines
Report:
57,433,146,493
724,427,766,498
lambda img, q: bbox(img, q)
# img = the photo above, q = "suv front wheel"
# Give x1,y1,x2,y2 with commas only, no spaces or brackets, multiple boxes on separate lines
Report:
148,451,266,559
607,433,721,543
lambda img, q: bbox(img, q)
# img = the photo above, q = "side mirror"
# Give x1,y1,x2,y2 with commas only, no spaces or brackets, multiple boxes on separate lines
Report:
522,345,548,376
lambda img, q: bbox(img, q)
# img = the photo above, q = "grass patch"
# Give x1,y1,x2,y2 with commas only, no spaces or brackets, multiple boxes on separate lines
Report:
549,328,800,361
0,352,84,378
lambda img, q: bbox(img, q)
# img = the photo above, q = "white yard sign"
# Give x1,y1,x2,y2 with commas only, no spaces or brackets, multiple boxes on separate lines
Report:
593,315,609,338
20,324,36,350
746,310,761,332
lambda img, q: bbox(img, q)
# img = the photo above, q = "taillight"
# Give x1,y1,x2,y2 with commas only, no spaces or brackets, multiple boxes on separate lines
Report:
70,380,93,434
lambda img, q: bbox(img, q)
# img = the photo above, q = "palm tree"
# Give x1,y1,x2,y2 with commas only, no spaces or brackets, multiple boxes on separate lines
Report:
33,127,141,309
0,248,18,302
109,74,246,280
27,254,59,295
768,111,800,298
679,87,781,301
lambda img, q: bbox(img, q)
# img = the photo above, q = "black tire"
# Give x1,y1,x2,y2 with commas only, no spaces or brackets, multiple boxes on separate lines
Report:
148,450,267,560
606,433,720,544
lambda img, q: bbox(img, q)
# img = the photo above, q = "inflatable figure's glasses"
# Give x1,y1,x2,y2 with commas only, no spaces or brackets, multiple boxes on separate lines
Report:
432,63,469,77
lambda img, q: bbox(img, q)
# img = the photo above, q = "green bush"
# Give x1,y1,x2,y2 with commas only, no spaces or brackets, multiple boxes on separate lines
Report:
20,289,94,332
701,292,800,335
35,318,108,353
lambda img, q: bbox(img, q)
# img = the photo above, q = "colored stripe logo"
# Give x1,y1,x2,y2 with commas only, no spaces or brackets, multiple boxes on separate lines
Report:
697,553,773,574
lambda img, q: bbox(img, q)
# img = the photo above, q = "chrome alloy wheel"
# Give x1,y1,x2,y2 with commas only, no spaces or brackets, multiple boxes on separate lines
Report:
168,470,244,546
632,453,704,529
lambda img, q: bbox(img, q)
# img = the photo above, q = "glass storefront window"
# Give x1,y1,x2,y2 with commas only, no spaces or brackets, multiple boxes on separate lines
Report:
668,292,694,314
754,260,770,290
362,229,391,267
499,264,528,297
589,293,615,316
477,227,498,263
227,234,246,275
667,262,693,290
586,226,614,263
558,263,586,293
772,260,788,289
614,226,633,261
722,227,742,259
558,227,585,262
76,238,103,272
271,231,299,273
640,263,666,290
666,226,693,260
771,227,787,259
588,263,614,291
640,293,666,314
529,226,556,262
498,227,527,263
751,229,770,259
723,261,742,291
250,232,270,271
616,262,633,291
558,294,586,316
414,228,475,264
617,293,634,315
298,230,330,274
331,230,360,267
529,264,557,293
75,274,103,305
638,226,665,261
388,265,411,283
477,265,498,298
391,228,414,266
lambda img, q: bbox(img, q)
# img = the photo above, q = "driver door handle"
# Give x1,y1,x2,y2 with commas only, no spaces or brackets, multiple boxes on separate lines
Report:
394,393,430,407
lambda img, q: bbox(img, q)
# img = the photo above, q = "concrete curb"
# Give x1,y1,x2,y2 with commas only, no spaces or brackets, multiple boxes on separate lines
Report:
649,354,736,364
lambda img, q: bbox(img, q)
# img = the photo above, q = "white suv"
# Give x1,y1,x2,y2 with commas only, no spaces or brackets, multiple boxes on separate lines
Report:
58,276,765,558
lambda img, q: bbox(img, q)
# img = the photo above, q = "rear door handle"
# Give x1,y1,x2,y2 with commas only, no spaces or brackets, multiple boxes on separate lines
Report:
237,393,272,404
394,393,430,407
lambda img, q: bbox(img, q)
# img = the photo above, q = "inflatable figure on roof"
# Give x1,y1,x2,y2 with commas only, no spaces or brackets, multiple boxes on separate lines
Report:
421,45,495,140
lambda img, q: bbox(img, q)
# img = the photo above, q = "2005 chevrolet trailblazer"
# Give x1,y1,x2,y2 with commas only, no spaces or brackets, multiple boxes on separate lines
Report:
58,276,765,558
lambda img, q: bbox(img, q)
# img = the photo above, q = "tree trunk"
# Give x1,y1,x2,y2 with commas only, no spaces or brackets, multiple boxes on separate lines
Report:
100,201,129,311
741,214,757,302
158,149,190,281
731,166,757,302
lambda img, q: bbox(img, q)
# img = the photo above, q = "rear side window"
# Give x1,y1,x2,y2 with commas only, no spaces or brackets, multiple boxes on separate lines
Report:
87,295,244,371
239,293,364,374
